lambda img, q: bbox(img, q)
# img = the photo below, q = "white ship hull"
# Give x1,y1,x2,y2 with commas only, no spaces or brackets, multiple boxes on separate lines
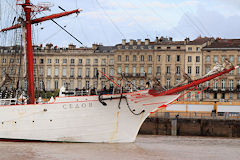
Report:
0,90,179,143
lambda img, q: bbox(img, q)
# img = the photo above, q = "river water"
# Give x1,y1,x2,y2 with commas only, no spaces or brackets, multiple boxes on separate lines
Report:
0,135,239,160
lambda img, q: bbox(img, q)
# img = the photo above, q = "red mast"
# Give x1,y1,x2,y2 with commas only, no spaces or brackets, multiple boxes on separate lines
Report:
1,0,82,104
24,0,35,104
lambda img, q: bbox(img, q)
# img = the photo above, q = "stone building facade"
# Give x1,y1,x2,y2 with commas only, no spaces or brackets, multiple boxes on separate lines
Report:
1,37,240,102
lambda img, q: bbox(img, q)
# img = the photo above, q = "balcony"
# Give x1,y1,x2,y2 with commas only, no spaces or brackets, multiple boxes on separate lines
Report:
205,87,237,93
120,73,146,78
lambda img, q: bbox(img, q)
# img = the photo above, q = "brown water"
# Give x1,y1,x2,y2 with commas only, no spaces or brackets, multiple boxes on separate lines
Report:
0,135,239,160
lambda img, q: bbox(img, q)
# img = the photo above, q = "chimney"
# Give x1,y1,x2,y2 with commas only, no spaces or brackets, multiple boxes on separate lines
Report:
184,37,190,44
45,43,53,50
155,37,159,43
130,39,135,45
145,39,150,45
68,44,76,50
137,39,141,45
169,37,173,41
122,39,126,45
92,44,97,50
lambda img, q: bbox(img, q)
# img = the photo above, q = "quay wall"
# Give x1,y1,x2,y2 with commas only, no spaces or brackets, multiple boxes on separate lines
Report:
139,117,240,137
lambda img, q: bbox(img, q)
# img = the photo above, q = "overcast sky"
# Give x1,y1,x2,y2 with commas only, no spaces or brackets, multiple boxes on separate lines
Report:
2,0,240,47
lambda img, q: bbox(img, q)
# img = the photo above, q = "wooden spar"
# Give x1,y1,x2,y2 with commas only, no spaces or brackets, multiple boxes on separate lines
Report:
149,66,236,96
0,9,82,32
1,0,82,104
24,0,35,104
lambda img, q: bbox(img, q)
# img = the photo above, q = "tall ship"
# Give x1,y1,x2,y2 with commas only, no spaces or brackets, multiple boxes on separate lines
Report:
0,0,237,143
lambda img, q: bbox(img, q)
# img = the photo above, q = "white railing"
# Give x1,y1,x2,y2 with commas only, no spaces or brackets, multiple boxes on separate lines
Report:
0,98,17,105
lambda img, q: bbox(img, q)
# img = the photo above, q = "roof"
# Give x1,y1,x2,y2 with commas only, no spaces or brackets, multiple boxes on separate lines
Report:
188,37,213,45
204,39,240,49
94,46,116,53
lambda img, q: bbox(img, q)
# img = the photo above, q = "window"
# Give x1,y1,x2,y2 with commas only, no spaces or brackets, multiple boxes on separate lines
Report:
196,66,200,75
110,59,114,64
47,59,51,64
148,66,152,75
101,68,106,76
166,55,170,62
229,93,233,100
78,68,82,77
54,80,58,89
140,80,144,86
187,92,191,101
176,55,180,62
229,80,234,90
86,81,90,89
213,81,218,90
47,67,51,76
40,59,44,64
102,59,106,65
196,47,200,51
206,56,210,62
206,93,209,99
2,58,6,63
62,67,66,77
188,56,192,62
140,66,145,76
1,67,6,76
125,55,129,62
156,66,161,75
214,56,218,62
54,68,59,76
40,67,43,76
71,59,75,64
77,80,82,89
140,55,144,61
78,59,82,64
70,68,74,77
196,56,200,62
206,66,210,74
110,68,114,76
55,59,59,64
63,59,67,64
230,70,234,75
148,55,152,62
125,66,129,74
238,56,240,62
238,93,240,99
230,55,234,62
221,79,226,90
166,78,170,88
33,58,36,64
188,47,192,51
47,80,51,91
222,56,226,62
214,93,217,99
86,59,90,65
133,66,136,76
177,46,181,50
86,68,90,77
133,55,136,62
118,55,121,62
10,59,14,63
176,66,180,75
167,47,171,50
94,68,98,77
157,55,161,62
188,66,192,75
94,59,98,64
166,66,170,74
118,66,121,74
